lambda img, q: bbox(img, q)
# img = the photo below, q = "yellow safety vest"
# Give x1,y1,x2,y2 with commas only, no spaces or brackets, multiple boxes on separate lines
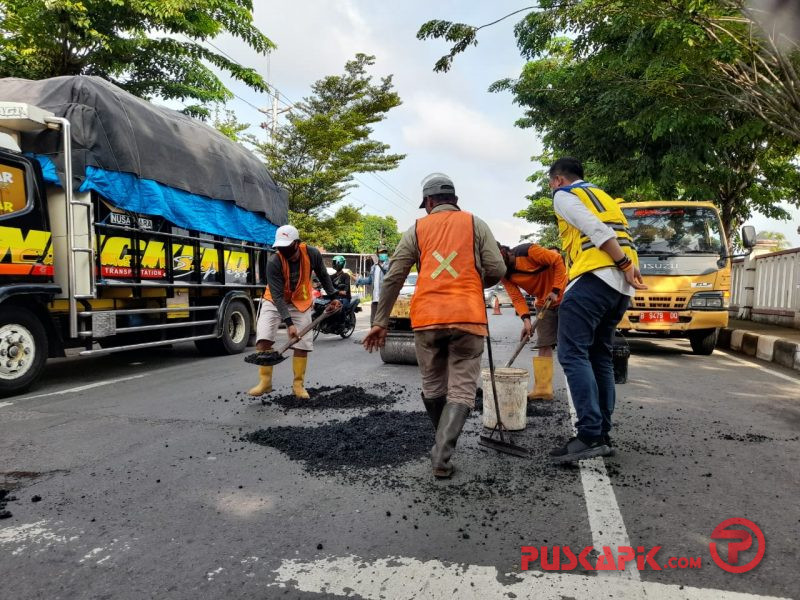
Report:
554,183,638,281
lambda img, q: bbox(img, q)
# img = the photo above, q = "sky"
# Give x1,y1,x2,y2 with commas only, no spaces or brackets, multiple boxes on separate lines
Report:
210,0,800,247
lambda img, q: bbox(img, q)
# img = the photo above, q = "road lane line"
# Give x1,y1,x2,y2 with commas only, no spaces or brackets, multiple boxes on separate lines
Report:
0,401,13,409
716,350,799,384
14,374,147,402
564,385,639,581
271,554,791,599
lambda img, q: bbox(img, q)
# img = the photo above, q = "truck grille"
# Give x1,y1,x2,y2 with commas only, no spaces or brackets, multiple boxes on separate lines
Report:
631,295,688,310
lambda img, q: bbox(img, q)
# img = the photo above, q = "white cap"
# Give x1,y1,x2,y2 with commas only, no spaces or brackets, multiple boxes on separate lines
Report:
272,224,300,248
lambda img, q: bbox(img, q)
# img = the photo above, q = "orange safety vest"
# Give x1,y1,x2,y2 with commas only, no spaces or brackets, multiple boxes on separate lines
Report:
410,210,487,329
263,243,313,312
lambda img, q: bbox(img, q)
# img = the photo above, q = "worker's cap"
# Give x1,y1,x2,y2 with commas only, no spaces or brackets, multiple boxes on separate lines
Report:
420,173,456,208
272,224,300,248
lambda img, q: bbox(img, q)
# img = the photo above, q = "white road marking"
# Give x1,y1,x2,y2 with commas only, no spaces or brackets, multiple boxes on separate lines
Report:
0,401,13,409
716,350,799,384
564,385,639,580
0,520,80,556
270,555,791,600
13,374,147,402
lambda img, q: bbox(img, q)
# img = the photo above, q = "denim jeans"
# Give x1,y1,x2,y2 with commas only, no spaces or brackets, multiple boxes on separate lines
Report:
557,274,630,438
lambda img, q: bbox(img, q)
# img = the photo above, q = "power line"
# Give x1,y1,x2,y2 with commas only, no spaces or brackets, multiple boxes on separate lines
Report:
369,172,415,205
352,175,416,216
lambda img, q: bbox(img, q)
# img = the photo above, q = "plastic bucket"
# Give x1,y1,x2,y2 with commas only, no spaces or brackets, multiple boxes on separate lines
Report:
481,367,529,431
612,336,630,384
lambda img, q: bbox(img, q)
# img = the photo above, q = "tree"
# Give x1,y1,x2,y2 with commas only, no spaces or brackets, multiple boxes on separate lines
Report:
212,107,249,142
255,54,405,244
756,230,790,249
419,2,800,245
0,0,274,116
329,213,402,254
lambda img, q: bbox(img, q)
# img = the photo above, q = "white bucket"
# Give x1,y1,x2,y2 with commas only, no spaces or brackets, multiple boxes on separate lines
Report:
481,367,529,431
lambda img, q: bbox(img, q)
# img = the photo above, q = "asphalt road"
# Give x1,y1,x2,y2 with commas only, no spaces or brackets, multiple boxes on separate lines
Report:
0,310,798,599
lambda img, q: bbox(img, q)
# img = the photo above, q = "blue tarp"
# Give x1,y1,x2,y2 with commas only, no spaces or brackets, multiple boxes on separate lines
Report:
32,155,277,245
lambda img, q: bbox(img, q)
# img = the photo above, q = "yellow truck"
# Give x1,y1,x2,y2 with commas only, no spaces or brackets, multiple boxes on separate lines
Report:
617,201,755,355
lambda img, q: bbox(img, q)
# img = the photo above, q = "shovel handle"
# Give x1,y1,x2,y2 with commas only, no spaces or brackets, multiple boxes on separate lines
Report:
273,303,341,355
503,297,553,369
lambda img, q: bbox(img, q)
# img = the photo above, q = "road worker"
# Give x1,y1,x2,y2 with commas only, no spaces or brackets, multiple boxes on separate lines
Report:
498,242,567,401
363,173,506,478
547,157,646,463
248,225,341,399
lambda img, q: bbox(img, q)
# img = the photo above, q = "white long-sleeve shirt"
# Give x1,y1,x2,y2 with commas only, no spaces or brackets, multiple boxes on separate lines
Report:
553,180,635,297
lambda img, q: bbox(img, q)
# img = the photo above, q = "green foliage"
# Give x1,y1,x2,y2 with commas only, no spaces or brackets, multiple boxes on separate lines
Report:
756,230,790,250
212,107,249,142
329,212,402,254
418,2,800,245
0,0,274,114
255,54,404,245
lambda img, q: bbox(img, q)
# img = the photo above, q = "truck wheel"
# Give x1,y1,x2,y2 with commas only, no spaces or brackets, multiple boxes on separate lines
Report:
689,328,718,355
195,300,251,356
0,306,48,396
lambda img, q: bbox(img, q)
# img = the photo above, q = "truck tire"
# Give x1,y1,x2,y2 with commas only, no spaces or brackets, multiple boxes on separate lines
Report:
195,300,251,356
0,306,48,396
689,328,717,355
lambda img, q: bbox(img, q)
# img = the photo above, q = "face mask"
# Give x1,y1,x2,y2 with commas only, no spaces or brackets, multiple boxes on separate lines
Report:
378,253,388,262
278,246,295,259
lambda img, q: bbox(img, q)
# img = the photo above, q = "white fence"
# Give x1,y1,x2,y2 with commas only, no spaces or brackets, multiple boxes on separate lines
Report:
730,245,800,329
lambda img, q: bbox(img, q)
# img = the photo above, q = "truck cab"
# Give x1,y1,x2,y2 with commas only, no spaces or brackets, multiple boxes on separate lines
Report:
617,201,739,354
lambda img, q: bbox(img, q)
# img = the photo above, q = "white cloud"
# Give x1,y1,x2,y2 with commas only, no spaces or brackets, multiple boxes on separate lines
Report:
401,92,537,163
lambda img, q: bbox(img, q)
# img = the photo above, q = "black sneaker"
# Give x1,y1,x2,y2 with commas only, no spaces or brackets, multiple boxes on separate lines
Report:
601,433,616,457
549,436,612,464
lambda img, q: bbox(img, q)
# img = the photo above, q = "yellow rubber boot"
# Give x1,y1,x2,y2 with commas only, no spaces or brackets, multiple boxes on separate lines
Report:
528,356,554,401
292,355,310,399
247,366,273,396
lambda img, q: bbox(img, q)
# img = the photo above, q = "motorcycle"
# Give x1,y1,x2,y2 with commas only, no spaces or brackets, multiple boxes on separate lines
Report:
312,296,361,340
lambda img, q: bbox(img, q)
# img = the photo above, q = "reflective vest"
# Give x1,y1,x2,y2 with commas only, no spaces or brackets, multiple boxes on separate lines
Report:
263,243,313,312
410,210,487,328
554,182,638,281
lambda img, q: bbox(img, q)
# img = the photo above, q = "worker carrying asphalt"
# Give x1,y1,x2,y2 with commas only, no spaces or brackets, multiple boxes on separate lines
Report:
497,243,567,401
247,225,341,399
363,173,506,478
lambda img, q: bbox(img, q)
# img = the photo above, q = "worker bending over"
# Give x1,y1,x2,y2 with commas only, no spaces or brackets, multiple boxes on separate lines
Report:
363,174,505,478
498,243,566,401
248,225,340,399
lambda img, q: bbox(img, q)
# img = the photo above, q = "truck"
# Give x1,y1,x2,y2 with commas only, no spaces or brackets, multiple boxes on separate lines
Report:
616,200,755,355
0,76,289,395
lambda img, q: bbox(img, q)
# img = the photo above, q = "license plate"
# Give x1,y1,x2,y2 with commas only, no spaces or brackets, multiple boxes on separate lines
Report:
640,311,679,323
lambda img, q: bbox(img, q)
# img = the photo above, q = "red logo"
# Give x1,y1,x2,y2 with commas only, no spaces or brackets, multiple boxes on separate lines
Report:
709,518,765,573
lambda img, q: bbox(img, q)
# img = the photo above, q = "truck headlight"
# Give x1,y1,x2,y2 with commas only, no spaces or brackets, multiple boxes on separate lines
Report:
689,293,723,309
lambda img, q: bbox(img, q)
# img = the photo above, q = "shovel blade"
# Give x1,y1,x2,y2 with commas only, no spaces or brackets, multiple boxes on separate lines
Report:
244,351,287,367
478,434,530,458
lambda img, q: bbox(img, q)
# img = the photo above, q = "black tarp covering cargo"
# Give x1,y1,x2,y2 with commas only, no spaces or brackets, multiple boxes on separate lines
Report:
0,75,288,227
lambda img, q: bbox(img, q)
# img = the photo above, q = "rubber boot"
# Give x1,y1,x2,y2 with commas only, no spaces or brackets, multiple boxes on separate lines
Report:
247,365,273,396
292,355,310,399
431,403,471,478
421,393,447,431
528,356,554,401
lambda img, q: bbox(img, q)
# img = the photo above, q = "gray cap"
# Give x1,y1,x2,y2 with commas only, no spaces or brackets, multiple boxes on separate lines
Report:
420,173,456,208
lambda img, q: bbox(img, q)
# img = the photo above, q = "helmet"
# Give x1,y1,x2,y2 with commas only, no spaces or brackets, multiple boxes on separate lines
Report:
332,255,346,269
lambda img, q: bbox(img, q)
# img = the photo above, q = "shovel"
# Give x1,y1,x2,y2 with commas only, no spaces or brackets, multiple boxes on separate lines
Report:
478,330,530,458
244,303,341,366
503,298,552,369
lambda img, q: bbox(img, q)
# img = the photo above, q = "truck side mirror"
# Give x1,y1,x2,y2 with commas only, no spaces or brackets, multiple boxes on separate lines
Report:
741,225,757,249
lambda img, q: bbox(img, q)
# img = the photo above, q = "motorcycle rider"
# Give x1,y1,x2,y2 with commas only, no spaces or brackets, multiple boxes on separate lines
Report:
331,255,352,310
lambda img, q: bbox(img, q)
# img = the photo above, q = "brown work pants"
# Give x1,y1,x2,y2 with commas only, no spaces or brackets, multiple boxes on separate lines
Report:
414,329,484,408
